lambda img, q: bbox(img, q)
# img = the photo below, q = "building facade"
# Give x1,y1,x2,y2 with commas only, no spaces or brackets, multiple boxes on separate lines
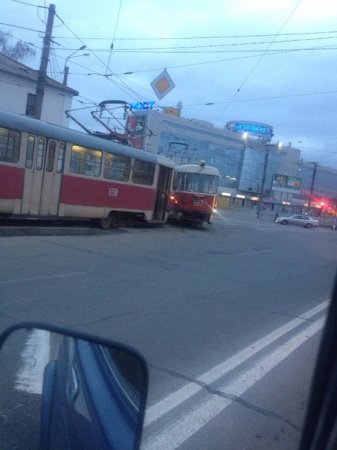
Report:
129,108,303,205
295,162,337,210
0,53,78,126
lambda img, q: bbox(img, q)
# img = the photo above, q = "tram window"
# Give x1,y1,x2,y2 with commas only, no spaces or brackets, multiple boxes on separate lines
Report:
185,174,200,192
175,173,185,191
131,160,155,185
0,127,21,163
70,145,102,177
56,143,65,173
188,174,218,194
25,135,35,168
36,138,46,170
104,153,131,181
46,141,56,172
181,173,218,194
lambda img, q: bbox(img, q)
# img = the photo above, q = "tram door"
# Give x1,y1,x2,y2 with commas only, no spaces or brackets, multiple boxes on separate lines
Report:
21,136,65,215
153,165,172,221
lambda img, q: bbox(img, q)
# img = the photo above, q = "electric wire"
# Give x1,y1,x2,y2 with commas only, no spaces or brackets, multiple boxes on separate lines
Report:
53,12,145,101
183,89,337,107
105,0,123,75
53,30,337,41
215,0,304,125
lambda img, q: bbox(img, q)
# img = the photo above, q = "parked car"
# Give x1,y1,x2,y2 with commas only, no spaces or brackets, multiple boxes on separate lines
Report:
275,214,319,228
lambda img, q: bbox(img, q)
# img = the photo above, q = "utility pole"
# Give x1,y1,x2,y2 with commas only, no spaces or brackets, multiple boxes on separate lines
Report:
33,4,55,119
307,162,318,210
257,147,269,218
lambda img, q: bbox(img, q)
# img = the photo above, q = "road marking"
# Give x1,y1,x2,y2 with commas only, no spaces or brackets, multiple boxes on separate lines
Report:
0,271,87,285
145,300,328,427
143,317,324,450
15,329,50,395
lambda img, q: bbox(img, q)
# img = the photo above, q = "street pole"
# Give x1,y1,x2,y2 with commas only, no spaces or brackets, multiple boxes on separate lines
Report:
34,3,55,119
238,135,247,188
63,45,87,85
257,147,269,218
307,162,318,210
63,66,69,85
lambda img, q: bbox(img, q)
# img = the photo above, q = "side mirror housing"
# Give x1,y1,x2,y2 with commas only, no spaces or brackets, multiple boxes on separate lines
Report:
0,323,148,450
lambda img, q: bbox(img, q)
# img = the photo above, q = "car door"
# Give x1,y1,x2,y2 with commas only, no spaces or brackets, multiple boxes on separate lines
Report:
290,215,301,225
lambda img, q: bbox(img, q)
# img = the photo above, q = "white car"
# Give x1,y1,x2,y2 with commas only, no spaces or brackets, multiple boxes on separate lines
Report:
275,214,319,228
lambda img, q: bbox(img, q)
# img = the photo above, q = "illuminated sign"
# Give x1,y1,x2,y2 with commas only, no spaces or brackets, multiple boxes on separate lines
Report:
226,121,274,141
130,101,155,111
272,174,302,192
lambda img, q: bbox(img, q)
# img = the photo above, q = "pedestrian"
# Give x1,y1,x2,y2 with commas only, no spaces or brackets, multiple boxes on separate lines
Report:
332,217,337,231
274,212,279,222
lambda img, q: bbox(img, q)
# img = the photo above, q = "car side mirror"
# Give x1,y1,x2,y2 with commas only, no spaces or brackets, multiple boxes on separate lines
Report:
0,323,148,450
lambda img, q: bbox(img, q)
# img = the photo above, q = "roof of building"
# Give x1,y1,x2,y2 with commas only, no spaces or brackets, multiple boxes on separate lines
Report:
0,53,78,96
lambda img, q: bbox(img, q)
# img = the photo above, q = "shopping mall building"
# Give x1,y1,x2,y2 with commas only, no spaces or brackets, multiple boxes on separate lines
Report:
127,104,337,213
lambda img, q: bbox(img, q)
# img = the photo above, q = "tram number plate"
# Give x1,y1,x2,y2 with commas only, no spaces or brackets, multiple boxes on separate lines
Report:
108,188,119,197
193,199,203,206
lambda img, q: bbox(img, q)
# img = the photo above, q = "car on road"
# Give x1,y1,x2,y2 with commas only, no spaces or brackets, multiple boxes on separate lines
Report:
275,214,319,228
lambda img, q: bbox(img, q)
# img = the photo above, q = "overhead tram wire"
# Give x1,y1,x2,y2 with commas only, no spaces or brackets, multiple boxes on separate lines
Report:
54,35,337,53
105,0,123,76
47,13,147,101
69,46,337,54
0,22,44,33
183,89,337,107
53,30,337,41
11,0,45,7
50,46,337,55
214,0,304,125
4,34,40,51
54,12,146,102
113,48,330,75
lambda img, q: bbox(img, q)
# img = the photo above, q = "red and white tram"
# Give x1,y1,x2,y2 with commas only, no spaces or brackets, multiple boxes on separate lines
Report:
167,162,220,225
0,109,174,228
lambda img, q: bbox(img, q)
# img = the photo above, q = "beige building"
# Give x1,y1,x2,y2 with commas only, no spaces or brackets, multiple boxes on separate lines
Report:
0,53,78,126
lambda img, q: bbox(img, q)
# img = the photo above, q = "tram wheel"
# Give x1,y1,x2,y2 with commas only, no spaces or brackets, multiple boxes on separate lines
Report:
100,215,113,229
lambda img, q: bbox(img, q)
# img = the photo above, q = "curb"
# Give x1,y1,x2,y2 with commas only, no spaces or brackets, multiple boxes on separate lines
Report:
0,227,113,237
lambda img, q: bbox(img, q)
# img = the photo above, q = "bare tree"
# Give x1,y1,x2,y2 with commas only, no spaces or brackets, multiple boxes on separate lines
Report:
0,31,35,61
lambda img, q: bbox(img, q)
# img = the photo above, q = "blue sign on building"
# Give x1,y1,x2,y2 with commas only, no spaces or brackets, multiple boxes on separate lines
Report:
130,101,155,111
226,121,274,141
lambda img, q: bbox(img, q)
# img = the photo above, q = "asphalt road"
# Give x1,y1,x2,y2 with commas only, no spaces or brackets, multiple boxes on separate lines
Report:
0,212,336,449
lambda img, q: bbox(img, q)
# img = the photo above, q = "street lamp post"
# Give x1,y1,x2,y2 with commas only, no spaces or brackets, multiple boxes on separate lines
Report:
307,162,318,211
63,45,88,85
256,146,269,218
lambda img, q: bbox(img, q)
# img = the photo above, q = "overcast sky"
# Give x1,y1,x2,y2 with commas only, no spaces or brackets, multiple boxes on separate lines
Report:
2,0,337,168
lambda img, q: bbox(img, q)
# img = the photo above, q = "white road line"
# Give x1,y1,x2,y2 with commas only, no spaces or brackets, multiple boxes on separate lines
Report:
15,329,51,395
143,317,324,450
145,300,328,427
0,271,87,285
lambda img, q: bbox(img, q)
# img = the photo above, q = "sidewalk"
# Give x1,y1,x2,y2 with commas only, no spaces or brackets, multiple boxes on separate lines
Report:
217,207,276,223
217,207,336,229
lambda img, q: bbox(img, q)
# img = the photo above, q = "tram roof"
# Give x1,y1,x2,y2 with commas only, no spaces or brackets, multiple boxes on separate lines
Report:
175,163,220,176
0,109,174,167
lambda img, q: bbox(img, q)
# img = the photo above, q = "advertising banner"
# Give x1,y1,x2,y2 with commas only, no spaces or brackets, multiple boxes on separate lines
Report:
272,174,302,193
126,115,147,149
